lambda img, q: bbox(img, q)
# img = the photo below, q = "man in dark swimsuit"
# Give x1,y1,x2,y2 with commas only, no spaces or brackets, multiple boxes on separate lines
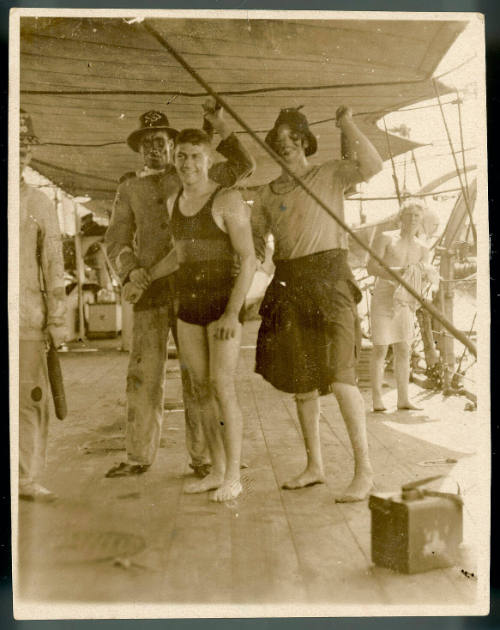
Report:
105,102,254,478
167,129,256,502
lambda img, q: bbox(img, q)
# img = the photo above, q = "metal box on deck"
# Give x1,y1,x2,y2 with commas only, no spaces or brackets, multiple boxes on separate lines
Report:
369,476,463,574
87,303,122,338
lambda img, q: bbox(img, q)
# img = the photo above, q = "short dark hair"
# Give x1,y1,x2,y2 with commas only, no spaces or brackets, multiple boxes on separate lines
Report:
175,128,212,149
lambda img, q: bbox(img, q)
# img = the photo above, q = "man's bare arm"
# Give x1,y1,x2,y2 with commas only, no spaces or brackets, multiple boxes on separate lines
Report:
336,106,383,181
204,98,256,187
214,189,256,339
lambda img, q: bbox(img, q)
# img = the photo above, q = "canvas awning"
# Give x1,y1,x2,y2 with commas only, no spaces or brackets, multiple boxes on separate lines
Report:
20,16,466,215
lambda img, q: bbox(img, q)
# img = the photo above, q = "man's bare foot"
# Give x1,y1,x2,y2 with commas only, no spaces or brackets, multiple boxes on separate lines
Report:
282,468,325,490
210,479,243,502
397,402,423,411
184,472,224,494
372,398,386,413
335,473,373,503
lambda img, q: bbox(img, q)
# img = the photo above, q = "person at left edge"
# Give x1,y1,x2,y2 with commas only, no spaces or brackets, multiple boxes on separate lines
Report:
105,101,255,478
19,110,67,501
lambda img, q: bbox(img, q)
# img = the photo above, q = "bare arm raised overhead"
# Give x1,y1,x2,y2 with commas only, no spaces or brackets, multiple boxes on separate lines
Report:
335,106,383,184
204,98,256,188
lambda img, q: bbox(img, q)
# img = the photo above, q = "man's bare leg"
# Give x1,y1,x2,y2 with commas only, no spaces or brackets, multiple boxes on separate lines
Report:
177,319,226,493
207,320,243,502
394,341,422,410
172,321,211,476
371,344,388,412
332,382,374,502
282,390,326,489
180,365,211,476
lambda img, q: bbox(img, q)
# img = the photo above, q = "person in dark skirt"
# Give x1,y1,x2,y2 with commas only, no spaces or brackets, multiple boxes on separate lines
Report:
252,105,383,501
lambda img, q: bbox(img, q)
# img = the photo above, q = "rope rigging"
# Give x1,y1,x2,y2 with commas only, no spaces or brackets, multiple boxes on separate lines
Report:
20,53,476,97
136,19,476,359
433,80,477,247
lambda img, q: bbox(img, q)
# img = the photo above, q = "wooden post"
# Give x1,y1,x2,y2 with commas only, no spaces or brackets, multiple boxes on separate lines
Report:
416,308,439,370
438,249,455,389
73,202,86,342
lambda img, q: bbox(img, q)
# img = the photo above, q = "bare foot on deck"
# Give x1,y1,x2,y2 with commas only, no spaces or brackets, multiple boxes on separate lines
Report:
210,479,243,502
335,472,374,503
282,468,325,490
184,472,224,494
372,398,386,413
397,402,423,411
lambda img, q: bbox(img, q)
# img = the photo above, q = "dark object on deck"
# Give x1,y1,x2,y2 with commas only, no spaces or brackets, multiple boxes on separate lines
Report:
369,475,463,574
52,530,146,563
47,343,67,420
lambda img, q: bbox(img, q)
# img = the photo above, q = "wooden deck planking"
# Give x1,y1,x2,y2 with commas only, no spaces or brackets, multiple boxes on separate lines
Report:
246,368,388,604
20,395,191,603
228,374,307,604
324,401,475,603
157,355,306,605
272,359,475,605
16,324,480,608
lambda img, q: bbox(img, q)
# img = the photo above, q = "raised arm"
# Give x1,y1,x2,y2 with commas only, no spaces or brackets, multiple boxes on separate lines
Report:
336,106,383,182
204,98,256,188
214,189,257,340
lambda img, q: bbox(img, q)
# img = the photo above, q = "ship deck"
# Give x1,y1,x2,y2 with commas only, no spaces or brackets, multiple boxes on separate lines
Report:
16,321,482,615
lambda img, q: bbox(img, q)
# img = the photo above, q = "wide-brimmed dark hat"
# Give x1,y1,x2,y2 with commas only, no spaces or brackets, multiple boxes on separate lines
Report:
127,110,178,152
265,107,317,157
20,109,39,145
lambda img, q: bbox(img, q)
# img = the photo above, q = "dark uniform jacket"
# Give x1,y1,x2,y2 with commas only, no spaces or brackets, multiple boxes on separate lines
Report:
105,133,255,308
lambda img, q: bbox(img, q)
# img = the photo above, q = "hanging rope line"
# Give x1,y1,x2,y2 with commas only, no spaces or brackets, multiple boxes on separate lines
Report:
15,78,454,97
411,150,423,188
20,53,476,97
455,89,470,200
31,158,118,185
346,187,462,202
28,98,474,150
139,20,476,358
456,313,477,376
433,79,477,247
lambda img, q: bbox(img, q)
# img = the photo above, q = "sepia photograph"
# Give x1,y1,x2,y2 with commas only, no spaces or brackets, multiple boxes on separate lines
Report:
9,9,489,619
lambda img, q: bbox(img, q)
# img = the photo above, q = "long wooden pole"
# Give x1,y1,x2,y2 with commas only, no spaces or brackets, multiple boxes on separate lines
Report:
141,21,477,359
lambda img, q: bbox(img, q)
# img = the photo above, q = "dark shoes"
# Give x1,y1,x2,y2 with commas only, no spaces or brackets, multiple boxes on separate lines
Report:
19,481,58,502
105,462,150,478
189,463,211,478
